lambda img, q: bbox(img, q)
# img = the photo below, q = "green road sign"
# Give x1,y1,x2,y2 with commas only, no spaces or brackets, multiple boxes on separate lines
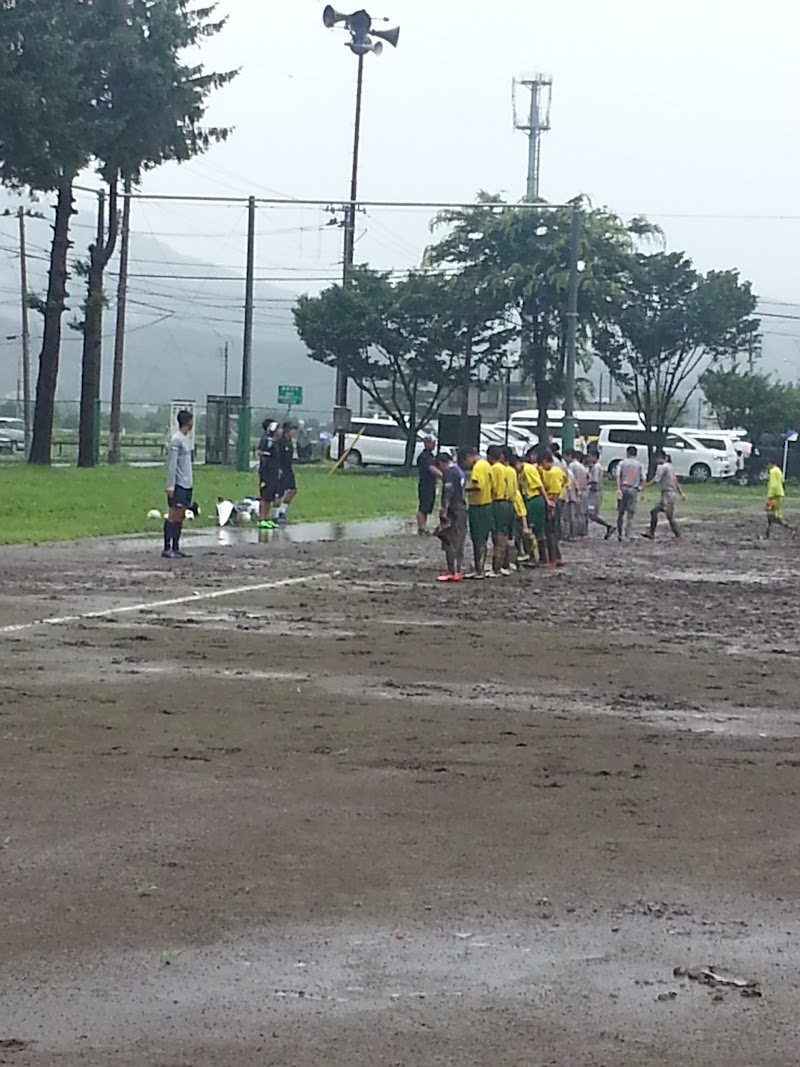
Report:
278,385,303,407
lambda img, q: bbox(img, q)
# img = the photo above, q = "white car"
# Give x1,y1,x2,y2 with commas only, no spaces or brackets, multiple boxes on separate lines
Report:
0,417,25,452
330,417,428,468
673,427,741,478
484,422,538,453
596,425,733,481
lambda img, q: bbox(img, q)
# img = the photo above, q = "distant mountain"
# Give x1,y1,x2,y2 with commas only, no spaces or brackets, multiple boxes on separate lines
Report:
0,215,334,418
2,211,797,422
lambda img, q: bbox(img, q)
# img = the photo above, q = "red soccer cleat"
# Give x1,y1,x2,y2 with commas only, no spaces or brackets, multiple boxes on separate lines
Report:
436,573,453,583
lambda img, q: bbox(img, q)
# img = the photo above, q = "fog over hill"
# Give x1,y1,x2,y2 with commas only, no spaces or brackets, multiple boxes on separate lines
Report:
0,210,334,416
1,208,798,421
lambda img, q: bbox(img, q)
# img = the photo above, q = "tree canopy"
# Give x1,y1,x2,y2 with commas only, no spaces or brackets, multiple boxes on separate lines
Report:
293,266,512,465
701,367,799,447
424,194,657,442
594,252,760,453
0,0,237,464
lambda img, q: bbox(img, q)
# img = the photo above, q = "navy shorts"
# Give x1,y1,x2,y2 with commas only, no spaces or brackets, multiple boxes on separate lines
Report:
168,485,193,509
260,475,280,502
279,468,297,494
418,482,436,516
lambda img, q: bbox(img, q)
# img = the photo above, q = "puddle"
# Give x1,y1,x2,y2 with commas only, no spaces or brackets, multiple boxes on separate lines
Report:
4,913,796,1055
653,568,789,586
100,608,361,639
123,516,414,553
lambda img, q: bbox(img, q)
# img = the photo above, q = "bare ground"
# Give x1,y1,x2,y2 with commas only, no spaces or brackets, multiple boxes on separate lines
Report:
1,514,799,1065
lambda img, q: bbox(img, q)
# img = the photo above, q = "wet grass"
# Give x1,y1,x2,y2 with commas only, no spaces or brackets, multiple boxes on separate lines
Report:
0,465,418,545
0,464,793,545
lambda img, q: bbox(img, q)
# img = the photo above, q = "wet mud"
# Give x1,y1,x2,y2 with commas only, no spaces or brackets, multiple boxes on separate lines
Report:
1,513,799,1064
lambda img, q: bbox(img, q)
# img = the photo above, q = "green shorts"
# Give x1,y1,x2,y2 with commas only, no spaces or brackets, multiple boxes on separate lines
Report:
525,494,546,536
767,497,784,519
468,502,495,546
492,499,515,538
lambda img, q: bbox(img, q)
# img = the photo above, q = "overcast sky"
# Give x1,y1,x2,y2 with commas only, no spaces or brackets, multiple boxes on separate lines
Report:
110,0,797,309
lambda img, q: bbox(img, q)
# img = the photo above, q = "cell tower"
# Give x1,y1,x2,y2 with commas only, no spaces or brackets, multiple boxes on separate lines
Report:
512,74,553,199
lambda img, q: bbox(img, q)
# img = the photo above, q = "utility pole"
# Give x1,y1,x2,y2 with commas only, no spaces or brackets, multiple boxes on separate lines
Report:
323,6,400,454
223,342,229,396
17,207,31,454
562,204,581,453
334,50,367,458
109,178,132,465
237,196,256,472
513,74,553,199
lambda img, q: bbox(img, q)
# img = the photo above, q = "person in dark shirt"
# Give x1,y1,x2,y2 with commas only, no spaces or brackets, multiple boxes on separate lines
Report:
257,420,282,530
434,451,466,582
274,417,299,524
417,435,441,535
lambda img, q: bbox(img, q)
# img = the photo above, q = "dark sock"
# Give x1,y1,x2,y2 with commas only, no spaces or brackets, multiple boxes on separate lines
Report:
163,521,172,551
172,522,182,551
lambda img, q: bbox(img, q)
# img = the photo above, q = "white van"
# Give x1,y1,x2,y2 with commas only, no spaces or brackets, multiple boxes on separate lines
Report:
673,427,741,477
596,426,733,481
330,417,427,468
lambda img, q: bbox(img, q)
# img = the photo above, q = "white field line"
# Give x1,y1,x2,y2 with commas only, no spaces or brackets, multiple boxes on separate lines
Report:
0,573,329,637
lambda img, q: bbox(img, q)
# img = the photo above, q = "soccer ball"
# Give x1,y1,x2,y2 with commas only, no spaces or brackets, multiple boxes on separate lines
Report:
239,511,252,524
147,509,162,520
185,510,195,520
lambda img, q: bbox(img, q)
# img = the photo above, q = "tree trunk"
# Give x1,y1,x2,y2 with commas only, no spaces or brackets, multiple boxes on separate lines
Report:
532,344,551,446
404,402,418,471
78,182,119,468
77,254,106,468
29,176,74,466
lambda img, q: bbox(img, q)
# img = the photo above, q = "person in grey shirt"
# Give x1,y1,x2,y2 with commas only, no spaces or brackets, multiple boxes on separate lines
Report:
642,450,686,540
163,409,194,559
615,446,645,542
585,451,614,539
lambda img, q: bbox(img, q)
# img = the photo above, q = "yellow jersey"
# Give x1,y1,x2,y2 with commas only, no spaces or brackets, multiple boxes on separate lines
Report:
512,488,526,518
467,458,493,507
503,464,519,502
540,465,568,499
767,466,785,499
489,461,507,501
519,462,544,498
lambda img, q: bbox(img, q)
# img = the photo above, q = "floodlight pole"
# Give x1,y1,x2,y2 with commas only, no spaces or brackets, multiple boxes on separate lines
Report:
334,49,366,456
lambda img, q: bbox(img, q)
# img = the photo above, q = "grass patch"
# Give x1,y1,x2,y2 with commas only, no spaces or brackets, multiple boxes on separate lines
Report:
0,463,793,545
0,465,417,545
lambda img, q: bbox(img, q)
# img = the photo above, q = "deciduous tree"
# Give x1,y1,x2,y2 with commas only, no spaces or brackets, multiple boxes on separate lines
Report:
293,267,511,466
595,252,759,460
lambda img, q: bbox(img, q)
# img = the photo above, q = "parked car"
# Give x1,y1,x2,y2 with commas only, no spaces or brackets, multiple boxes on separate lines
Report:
596,426,733,481
329,417,427,468
485,422,538,453
673,427,741,478
0,417,25,452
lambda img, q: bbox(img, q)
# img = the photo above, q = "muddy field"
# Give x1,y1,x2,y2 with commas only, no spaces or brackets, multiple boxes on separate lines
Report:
1,513,799,1065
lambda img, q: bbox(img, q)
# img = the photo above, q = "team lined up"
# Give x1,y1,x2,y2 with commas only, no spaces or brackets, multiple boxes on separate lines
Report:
419,439,692,583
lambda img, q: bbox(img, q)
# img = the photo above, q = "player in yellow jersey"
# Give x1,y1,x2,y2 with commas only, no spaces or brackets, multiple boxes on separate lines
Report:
539,450,568,567
765,459,796,538
487,445,515,577
501,448,528,571
513,452,549,565
463,447,494,579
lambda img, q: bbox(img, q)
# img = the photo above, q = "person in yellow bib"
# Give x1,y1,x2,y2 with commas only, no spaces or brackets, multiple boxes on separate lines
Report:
487,445,515,577
501,449,528,571
514,451,549,565
539,450,568,567
765,459,796,538
463,447,494,579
